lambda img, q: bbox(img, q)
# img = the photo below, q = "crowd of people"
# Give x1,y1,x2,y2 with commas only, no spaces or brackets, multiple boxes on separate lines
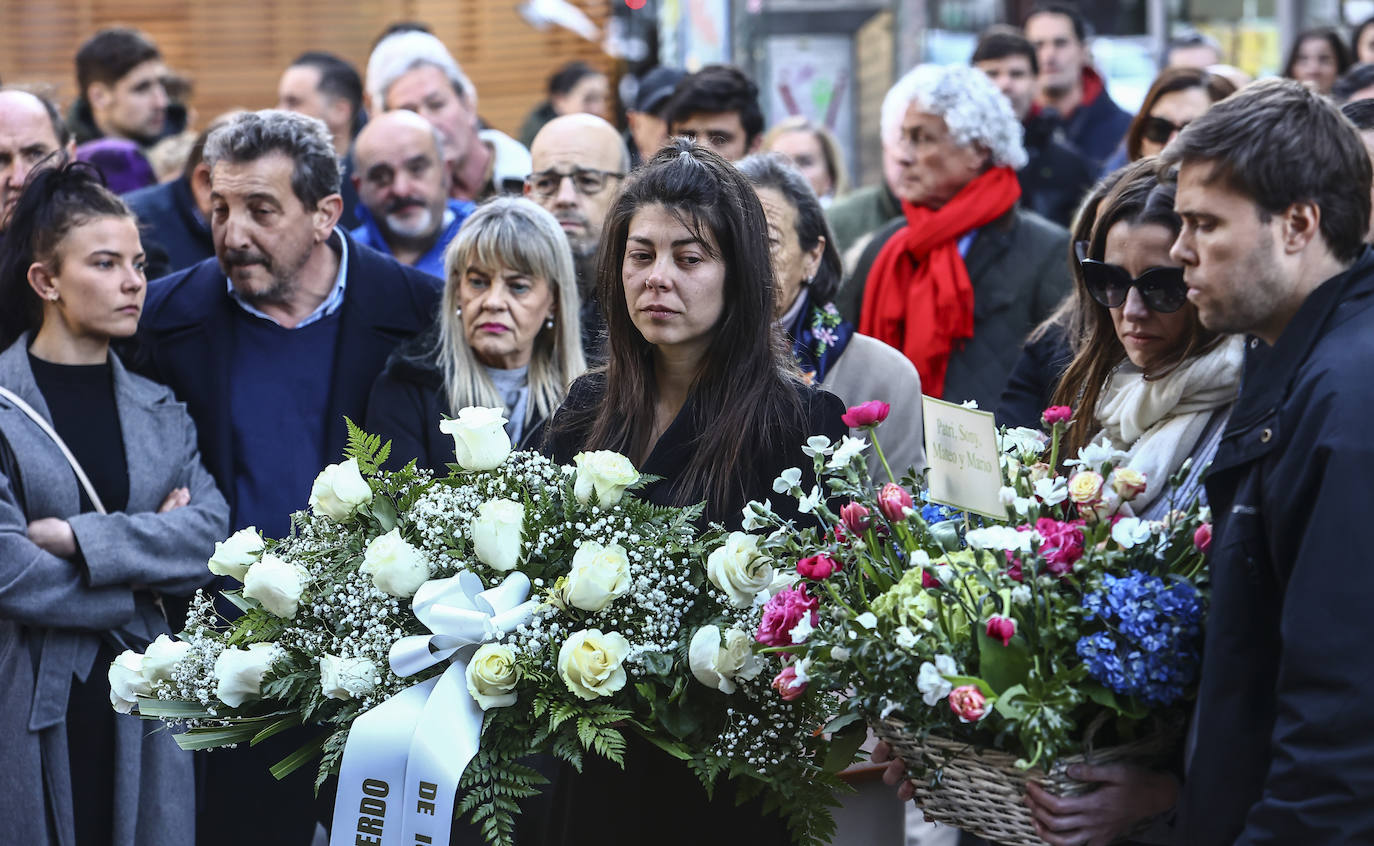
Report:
3,2,1374,845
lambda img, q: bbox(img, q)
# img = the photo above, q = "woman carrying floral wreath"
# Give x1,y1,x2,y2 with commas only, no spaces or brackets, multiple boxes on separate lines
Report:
542,139,846,843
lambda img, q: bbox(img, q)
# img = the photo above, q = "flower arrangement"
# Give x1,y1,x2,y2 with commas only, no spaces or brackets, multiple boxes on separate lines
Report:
729,401,1210,781
110,412,849,846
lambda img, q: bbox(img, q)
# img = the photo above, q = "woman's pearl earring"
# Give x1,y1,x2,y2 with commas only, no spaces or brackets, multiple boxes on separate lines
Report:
544,316,555,330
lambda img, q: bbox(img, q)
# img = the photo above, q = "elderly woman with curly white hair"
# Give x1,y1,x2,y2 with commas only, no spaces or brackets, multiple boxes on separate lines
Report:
840,64,1072,410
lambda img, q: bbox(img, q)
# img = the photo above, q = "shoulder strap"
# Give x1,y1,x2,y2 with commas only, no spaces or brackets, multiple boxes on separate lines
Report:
0,386,107,514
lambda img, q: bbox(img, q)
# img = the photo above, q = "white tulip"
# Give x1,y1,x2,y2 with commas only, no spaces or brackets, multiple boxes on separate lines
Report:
439,407,512,471
309,459,373,521
242,554,308,618
470,499,525,573
360,529,430,597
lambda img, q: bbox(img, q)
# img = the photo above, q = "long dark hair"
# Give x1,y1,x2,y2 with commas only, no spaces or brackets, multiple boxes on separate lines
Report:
568,138,804,519
0,161,132,349
1284,27,1353,85
1050,158,1222,458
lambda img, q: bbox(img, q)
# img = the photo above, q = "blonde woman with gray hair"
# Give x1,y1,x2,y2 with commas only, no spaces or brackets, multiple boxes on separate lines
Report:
367,196,586,468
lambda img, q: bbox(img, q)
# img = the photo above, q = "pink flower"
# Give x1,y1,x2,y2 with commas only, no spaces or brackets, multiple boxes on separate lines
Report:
949,685,987,722
840,501,872,535
1194,523,1213,553
841,400,890,428
1006,557,1024,583
878,483,913,522
1034,517,1085,574
985,615,1018,646
1041,405,1073,426
922,569,938,588
797,553,842,580
772,665,806,701
756,585,819,647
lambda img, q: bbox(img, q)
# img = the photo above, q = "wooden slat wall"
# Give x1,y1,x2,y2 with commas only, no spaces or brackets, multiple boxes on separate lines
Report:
0,0,613,137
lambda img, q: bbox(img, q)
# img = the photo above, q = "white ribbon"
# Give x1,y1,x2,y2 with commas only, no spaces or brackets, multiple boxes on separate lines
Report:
330,570,539,846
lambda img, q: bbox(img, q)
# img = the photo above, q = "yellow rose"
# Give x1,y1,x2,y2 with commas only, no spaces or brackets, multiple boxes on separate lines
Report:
557,629,631,701
465,643,520,709
1110,468,1148,501
1067,471,1105,505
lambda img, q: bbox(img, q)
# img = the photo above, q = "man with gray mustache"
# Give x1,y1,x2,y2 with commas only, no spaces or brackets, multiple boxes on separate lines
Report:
349,109,474,279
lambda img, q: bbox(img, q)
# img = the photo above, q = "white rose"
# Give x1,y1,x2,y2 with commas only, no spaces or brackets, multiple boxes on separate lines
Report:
207,527,264,581
465,643,520,709
559,541,631,612
360,529,430,597
141,634,191,685
108,649,151,714
439,407,512,471
572,451,640,507
309,459,373,521
470,499,525,573
214,642,279,708
319,654,378,701
688,625,761,694
557,629,631,701
242,554,309,618
706,532,774,608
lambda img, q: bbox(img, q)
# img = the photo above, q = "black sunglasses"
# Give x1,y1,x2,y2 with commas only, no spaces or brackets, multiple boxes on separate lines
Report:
1074,241,1189,313
1141,115,1189,146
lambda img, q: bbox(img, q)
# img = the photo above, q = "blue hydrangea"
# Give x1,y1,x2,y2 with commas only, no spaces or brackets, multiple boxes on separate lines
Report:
1076,571,1204,707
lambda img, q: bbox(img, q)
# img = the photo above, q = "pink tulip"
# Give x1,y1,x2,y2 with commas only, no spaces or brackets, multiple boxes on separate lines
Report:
949,685,987,722
878,483,913,522
1041,405,1073,426
1194,523,1213,554
772,665,807,701
985,615,1018,647
840,501,872,535
797,553,842,580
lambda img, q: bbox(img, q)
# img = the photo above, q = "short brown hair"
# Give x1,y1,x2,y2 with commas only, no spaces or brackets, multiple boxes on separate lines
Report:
76,28,160,95
1161,77,1372,264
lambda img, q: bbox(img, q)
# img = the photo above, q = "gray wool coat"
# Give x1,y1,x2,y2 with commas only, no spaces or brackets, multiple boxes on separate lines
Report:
0,334,229,846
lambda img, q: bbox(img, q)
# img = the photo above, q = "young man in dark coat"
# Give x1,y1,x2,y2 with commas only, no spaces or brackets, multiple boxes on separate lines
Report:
122,121,220,279
1165,78,1374,844
134,109,441,846
1024,3,1133,171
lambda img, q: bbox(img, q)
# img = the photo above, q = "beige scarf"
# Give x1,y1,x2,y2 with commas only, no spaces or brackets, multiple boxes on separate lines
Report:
1093,336,1245,512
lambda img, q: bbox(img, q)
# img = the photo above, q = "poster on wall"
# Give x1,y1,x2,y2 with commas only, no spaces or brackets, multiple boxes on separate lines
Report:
661,0,731,71
764,34,855,186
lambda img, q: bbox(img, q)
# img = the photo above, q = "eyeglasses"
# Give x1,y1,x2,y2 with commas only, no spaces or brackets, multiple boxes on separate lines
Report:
525,167,624,198
1141,115,1189,146
1074,241,1189,313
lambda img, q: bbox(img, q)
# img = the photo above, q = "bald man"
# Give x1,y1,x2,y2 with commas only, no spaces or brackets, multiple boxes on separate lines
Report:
350,109,474,278
525,114,629,356
0,89,72,234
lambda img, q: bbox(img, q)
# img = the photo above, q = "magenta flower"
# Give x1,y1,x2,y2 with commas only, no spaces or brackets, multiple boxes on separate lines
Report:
797,553,842,580
985,615,1018,647
772,665,806,701
841,400,891,429
756,585,819,647
1041,405,1073,426
949,685,988,722
878,483,913,522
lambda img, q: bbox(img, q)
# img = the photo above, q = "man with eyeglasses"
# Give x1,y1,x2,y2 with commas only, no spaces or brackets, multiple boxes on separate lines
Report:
349,110,473,279
525,113,630,355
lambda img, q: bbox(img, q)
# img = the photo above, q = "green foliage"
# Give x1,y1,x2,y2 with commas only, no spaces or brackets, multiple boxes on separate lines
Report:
343,417,391,475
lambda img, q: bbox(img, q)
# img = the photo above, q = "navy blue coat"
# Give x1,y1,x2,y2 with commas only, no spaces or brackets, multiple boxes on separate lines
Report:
133,230,443,520
1179,248,1374,844
123,177,215,281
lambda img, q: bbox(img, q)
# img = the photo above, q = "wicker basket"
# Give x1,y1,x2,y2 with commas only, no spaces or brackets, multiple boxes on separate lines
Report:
870,715,1177,846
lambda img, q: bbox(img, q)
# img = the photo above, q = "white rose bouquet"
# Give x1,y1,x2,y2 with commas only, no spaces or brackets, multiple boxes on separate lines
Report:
117,415,849,846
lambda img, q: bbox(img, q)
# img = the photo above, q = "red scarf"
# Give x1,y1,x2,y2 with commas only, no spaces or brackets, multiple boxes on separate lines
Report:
858,166,1021,398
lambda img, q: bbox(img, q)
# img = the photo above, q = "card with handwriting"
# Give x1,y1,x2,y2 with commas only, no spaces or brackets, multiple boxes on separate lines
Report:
920,396,1005,520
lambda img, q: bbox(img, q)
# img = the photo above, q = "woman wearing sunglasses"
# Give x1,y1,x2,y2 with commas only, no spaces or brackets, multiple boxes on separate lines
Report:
1047,159,1243,526
1122,68,1235,165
